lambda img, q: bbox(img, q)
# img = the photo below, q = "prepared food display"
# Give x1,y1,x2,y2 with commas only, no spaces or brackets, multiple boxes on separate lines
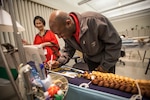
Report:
81,71,150,98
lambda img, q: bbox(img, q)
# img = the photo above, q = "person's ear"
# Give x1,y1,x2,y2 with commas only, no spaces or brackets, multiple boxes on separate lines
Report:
66,19,71,27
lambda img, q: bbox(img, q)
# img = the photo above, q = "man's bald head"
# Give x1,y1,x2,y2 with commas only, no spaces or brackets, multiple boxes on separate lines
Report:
49,10,76,39
49,10,68,30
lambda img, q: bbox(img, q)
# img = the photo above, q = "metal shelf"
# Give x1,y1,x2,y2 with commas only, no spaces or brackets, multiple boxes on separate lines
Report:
0,0,27,99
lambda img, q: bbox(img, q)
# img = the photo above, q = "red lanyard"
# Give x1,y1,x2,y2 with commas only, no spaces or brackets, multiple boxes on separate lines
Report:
70,13,80,44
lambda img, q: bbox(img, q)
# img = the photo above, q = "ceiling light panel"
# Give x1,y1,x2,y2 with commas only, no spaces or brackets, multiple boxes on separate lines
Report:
87,0,145,12
102,0,150,18
87,0,118,11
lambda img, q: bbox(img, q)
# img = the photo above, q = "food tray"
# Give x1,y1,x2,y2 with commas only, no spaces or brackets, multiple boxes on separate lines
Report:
49,65,84,78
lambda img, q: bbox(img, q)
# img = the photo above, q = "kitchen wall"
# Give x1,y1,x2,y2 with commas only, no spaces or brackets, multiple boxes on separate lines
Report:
111,14,150,37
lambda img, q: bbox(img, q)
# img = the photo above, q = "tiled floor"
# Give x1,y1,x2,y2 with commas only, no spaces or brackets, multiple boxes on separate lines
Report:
116,50,150,80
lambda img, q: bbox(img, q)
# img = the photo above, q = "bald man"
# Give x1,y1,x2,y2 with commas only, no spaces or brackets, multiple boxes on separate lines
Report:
49,10,121,73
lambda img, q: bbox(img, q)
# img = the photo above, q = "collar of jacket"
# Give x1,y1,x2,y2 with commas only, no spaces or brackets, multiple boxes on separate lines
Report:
69,12,88,39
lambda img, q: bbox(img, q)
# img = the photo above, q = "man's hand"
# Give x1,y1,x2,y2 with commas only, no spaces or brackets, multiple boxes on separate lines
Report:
47,60,60,69
95,66,107,73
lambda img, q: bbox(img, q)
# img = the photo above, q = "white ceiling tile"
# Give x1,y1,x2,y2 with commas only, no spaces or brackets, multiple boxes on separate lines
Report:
31,0,150,18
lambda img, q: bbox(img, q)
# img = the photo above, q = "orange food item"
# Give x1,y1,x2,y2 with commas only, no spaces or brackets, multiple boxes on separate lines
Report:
48,85,60,97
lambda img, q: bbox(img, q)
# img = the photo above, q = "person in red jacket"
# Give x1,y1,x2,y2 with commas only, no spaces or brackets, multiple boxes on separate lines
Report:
33,16,60,62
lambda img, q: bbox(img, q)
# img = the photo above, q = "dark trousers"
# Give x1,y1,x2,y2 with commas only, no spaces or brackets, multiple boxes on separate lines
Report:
84,59,115,74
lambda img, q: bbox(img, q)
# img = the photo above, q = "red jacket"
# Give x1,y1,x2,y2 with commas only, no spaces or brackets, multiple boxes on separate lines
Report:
34,30,60,62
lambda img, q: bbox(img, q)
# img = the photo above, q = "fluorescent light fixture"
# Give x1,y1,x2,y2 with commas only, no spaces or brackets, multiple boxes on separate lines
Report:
100,0,145,13
0,9,25,32
78,0,91,5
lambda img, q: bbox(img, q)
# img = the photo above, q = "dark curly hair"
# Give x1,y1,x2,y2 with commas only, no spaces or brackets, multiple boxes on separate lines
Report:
33,16,45,26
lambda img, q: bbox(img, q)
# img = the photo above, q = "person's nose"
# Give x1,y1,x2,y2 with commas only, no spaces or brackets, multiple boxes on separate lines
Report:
36,24,41,27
